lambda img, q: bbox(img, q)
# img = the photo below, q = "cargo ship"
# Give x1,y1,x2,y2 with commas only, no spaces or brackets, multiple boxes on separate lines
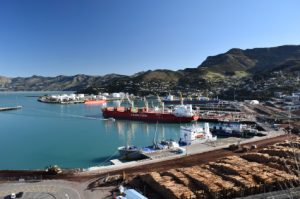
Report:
102,104,199,123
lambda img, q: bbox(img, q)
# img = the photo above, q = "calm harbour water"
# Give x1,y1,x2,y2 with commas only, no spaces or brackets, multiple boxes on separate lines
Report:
0,92,192,170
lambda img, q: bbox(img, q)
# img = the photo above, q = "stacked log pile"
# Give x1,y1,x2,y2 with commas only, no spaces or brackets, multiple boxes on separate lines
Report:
217,156,299,190
162,169,206,198
140,171,196,199
276,140,300,149
260,145,300,158
241,153,299,174
178,166,240,198
208,158,259,196
138,139,300,199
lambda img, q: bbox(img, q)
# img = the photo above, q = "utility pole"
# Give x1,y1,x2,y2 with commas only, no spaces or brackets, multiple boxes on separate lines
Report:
233,88,236,101
288,107,291,135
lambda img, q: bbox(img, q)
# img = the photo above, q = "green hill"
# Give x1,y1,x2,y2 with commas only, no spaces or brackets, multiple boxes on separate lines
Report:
1,44,300,92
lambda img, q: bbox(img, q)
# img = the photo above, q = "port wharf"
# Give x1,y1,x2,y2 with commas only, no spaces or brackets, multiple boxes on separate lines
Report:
0,133,295,199
37,94,124,104
0,106,22,112
82,126,286,176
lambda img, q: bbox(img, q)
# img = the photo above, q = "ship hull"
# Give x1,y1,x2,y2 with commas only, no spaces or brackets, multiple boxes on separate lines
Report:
102,109,198,123
118,147,144,160
85,100,106,105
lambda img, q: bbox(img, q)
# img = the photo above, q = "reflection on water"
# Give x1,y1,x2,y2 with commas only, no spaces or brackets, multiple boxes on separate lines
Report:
0,92,198,169
112,100,121,107
104,119,184,146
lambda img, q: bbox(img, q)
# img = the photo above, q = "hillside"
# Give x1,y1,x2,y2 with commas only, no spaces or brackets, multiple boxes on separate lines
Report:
1,44,300,94
132,70,182,82
199,45,300,76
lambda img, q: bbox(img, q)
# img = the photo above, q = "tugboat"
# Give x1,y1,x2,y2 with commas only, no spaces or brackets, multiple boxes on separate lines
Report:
84,95,107,105
84,99,106,105
210,122,259,138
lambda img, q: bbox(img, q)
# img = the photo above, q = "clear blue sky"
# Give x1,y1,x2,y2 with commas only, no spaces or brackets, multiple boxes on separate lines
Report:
0,0,299,77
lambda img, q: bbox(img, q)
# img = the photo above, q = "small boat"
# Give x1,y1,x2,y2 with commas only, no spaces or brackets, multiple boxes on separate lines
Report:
141,140,179,153
210,122,259,137
84,99,106,105
118,140,180,160
179,123,217,145
118,145,143,160
210,123,242,137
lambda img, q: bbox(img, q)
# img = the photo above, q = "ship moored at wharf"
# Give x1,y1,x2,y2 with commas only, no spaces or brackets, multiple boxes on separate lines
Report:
102,104,199,123
84,99,106,105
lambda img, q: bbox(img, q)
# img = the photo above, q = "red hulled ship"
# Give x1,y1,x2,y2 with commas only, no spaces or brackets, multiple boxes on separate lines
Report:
84,99,106,105
102,104,199,123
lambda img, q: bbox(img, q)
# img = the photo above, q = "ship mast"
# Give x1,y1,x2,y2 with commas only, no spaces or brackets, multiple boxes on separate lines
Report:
144,97,149,112
157,95,164,113
126,94,134,109
180,92,183,105
119,95,125,107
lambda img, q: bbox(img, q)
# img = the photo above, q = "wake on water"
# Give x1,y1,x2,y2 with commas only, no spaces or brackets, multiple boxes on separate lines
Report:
3,106,115,121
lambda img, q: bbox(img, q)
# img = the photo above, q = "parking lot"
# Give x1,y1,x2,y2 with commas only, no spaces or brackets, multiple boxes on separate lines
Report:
0,181,82,199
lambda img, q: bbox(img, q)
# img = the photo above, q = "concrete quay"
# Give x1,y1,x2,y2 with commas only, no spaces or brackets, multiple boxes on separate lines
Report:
81,128,286,176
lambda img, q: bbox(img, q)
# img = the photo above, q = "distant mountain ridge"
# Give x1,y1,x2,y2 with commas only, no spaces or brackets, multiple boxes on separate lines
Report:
199,45,300,75
1,44,300,92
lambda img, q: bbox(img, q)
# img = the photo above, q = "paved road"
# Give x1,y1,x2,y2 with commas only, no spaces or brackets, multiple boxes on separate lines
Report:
0,180,82,199
238,186,300,199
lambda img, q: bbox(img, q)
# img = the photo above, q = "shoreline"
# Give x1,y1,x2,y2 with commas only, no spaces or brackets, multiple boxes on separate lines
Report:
0,128,289,181
80,128,285,176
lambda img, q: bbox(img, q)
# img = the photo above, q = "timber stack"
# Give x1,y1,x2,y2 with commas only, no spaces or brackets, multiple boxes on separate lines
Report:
135,138,300,199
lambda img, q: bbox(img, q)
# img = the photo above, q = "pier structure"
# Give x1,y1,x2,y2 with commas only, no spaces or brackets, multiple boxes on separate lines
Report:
0,106,22,111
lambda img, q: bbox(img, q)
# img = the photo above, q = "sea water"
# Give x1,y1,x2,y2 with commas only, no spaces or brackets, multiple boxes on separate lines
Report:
0,92,188,170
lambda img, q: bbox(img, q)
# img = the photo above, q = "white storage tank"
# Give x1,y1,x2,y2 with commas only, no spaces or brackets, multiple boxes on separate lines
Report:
112,93,121,98
69,94,76,100
166,94,174,101
249,100,259,105
77,94,85,98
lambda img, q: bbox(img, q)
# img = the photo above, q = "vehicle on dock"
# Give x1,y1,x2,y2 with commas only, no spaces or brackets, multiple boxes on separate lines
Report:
45,165,62,175
179,122,217,145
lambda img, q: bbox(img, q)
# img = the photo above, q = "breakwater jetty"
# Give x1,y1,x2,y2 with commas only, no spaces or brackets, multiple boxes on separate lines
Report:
0,106,22,111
